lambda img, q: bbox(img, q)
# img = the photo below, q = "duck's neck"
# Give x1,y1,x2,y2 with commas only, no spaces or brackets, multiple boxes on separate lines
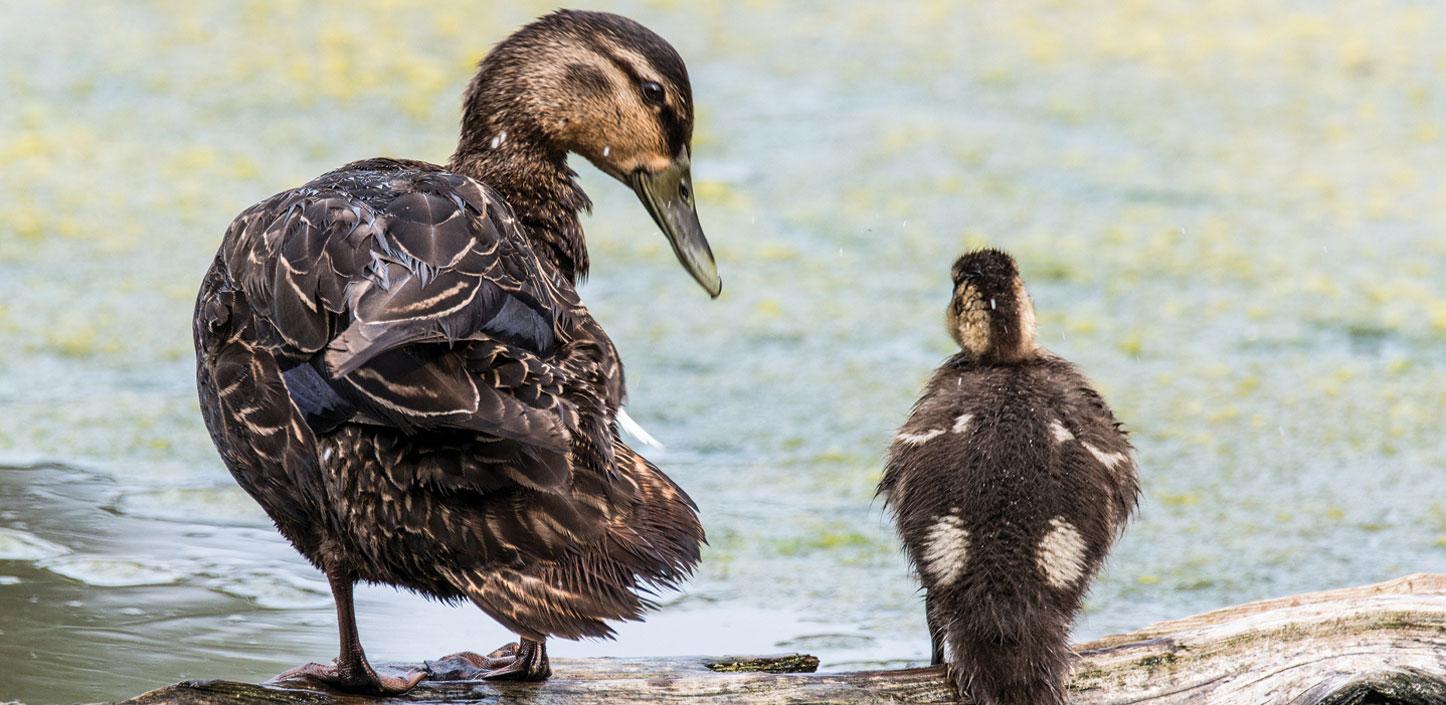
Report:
450,126,592,283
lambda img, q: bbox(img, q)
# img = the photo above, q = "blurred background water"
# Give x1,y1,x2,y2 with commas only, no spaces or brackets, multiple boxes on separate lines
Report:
1,1,1443,702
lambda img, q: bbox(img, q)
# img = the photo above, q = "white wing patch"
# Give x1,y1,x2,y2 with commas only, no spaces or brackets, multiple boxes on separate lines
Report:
1050,420,1075,444
1037,516,1088,590
1083,441,1129,472
951,413,973,434
921,513,970,587
895,428,945,446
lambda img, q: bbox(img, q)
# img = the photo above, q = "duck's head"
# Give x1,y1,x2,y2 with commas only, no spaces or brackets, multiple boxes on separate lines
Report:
456,10,720,297
946,249,1038,363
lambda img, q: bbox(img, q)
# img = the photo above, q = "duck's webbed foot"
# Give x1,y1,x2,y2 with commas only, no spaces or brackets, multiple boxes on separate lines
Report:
427,639,550,682
481,638,550,681
272,572,426,695
272,660,425,695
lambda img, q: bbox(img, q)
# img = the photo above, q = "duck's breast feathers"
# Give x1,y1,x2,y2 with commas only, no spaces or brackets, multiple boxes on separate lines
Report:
213,158,590,455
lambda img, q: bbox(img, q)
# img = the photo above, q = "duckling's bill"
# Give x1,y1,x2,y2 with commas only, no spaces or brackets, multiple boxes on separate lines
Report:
628,150,721,298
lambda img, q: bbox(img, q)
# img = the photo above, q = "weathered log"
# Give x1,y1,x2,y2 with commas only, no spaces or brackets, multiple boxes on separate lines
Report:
113,573,1446,705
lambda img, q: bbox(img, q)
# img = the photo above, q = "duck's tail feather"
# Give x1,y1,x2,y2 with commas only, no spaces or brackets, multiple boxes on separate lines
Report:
449,441,703,642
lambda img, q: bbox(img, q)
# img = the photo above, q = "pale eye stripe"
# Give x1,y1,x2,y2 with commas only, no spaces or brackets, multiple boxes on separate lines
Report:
1050,420,1075,444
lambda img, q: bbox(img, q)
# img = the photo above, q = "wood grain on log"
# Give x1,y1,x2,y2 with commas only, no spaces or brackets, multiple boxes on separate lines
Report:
113,573,1446,705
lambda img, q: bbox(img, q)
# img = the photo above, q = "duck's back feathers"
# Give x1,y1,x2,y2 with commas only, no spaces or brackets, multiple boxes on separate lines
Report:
225,158,565,359
196,156,702,642
194,272,327,556
209,158,599,464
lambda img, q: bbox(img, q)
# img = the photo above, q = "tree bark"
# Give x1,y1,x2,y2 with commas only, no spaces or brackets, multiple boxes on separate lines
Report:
112,573,1446,705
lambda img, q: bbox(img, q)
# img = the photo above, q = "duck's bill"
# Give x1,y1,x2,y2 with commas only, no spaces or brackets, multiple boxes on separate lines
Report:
629,151,722,298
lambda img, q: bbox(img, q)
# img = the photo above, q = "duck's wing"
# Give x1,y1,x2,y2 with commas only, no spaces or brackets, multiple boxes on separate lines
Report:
217,159,586,474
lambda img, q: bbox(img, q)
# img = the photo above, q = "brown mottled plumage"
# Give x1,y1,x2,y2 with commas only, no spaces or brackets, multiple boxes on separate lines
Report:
878,249,1139,705
194,10,714,694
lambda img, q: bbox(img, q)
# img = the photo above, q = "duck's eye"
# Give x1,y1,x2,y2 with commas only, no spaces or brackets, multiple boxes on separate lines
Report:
679,180,692,204
640,81,665,105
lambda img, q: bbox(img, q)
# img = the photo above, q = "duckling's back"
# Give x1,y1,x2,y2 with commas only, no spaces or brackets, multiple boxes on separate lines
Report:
879,352,1138,705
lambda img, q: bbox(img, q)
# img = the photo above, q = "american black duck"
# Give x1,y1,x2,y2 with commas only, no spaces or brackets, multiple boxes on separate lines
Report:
193,10,714,693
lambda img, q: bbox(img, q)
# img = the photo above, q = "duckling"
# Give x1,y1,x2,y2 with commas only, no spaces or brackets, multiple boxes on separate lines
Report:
877,249,1139,705
193,10,714,693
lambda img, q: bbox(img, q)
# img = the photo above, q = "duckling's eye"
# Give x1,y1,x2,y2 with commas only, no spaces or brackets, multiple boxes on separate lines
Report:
640,81,665,105
679,180,692,204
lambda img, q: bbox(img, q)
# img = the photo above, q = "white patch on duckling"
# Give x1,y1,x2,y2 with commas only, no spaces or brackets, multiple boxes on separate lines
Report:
952,413,973,434
1083,442,1129,472
322,447,335,464
1050,420,1074,444
895,429,945,446
921,513,969,587
490,131,508,149
602,145,611,157
1037,516,1088,590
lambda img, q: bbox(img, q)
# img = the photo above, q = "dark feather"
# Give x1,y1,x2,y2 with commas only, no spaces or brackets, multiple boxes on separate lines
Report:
194,156,701,643
282,362,356,432
880,352,1138,705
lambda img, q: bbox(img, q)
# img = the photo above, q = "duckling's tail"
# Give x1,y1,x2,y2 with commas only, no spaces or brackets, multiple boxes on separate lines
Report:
939,591,1071,705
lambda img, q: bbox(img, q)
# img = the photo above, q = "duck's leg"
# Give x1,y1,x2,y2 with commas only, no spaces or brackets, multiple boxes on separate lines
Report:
429,638,550,682
272,571,426,694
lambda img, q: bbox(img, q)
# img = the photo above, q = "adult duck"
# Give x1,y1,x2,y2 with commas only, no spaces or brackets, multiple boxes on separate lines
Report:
193,10,715,693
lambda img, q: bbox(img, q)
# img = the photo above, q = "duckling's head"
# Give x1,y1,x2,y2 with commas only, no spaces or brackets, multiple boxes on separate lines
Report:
946,249,1039,363
457,10,720,297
